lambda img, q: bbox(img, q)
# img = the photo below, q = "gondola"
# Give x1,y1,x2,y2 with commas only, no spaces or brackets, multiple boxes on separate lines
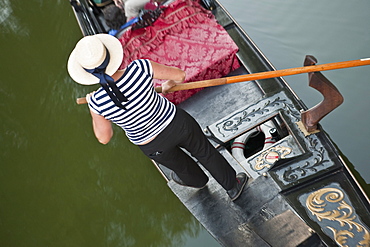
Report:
69,0,370,246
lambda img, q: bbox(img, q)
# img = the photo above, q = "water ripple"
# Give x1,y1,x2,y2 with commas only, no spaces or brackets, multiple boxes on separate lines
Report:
0,0,28,35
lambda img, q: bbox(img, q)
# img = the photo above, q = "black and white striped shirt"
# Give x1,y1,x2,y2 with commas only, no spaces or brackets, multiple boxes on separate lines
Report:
88,59,176,145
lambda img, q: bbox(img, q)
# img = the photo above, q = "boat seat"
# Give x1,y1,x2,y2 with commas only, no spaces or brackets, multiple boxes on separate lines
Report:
117,0,240,105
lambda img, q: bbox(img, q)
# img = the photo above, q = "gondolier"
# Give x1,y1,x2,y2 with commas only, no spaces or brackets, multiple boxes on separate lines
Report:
67,34,248,201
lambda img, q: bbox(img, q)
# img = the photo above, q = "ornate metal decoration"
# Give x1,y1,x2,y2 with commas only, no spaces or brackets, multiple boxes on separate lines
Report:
241,136,302,179
305,186,370,246
206,92,300,143
254,146,292,171
284,136,328,182
216,96,298,136
274,135,331,185
216,96,284,134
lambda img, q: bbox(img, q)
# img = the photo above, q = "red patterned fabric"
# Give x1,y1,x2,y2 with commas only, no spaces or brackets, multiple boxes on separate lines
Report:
118,0,240,104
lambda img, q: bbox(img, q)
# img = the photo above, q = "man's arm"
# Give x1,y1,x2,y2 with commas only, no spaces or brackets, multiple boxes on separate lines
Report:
90,110,113,144
86,92,113,144
150,60,186,93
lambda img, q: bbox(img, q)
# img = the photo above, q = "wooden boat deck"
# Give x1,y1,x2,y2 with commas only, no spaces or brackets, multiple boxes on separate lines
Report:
157,73,323,246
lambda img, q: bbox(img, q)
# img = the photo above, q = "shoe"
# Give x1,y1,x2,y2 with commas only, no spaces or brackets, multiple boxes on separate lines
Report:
171,172,207,189
227,173,248,201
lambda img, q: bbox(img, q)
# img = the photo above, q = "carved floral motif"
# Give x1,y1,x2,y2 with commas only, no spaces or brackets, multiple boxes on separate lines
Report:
215,95,299,138
306,187,370,246
282,136,329,183
254,146,292,171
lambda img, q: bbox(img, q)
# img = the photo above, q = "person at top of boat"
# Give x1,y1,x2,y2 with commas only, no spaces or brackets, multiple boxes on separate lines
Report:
67,34,248,201
102,4,127,36
113,0,150,20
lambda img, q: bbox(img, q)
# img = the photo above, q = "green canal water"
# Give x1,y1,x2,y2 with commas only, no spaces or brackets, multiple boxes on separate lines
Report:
0,0,369,246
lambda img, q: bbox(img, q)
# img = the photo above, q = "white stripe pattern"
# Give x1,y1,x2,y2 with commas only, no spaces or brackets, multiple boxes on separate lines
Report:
88,59,176,144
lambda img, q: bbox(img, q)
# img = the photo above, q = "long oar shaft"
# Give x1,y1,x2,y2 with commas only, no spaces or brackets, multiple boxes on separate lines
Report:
76,58,370,104
165,58,370,92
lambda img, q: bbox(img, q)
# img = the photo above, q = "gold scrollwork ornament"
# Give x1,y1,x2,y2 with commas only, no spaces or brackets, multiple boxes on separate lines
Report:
254,146,292,171
306,187,370,246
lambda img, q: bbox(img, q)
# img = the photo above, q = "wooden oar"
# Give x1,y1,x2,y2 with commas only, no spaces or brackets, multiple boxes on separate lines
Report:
76,57,370,104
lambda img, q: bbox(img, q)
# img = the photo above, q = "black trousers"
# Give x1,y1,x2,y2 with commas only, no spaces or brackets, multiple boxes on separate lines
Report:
138,107,236,190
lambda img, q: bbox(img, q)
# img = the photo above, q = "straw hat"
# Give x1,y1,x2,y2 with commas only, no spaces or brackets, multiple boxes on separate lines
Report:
67,34,123,85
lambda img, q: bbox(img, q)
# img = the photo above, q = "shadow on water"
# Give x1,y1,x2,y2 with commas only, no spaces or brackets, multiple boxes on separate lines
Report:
333,143,370,196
